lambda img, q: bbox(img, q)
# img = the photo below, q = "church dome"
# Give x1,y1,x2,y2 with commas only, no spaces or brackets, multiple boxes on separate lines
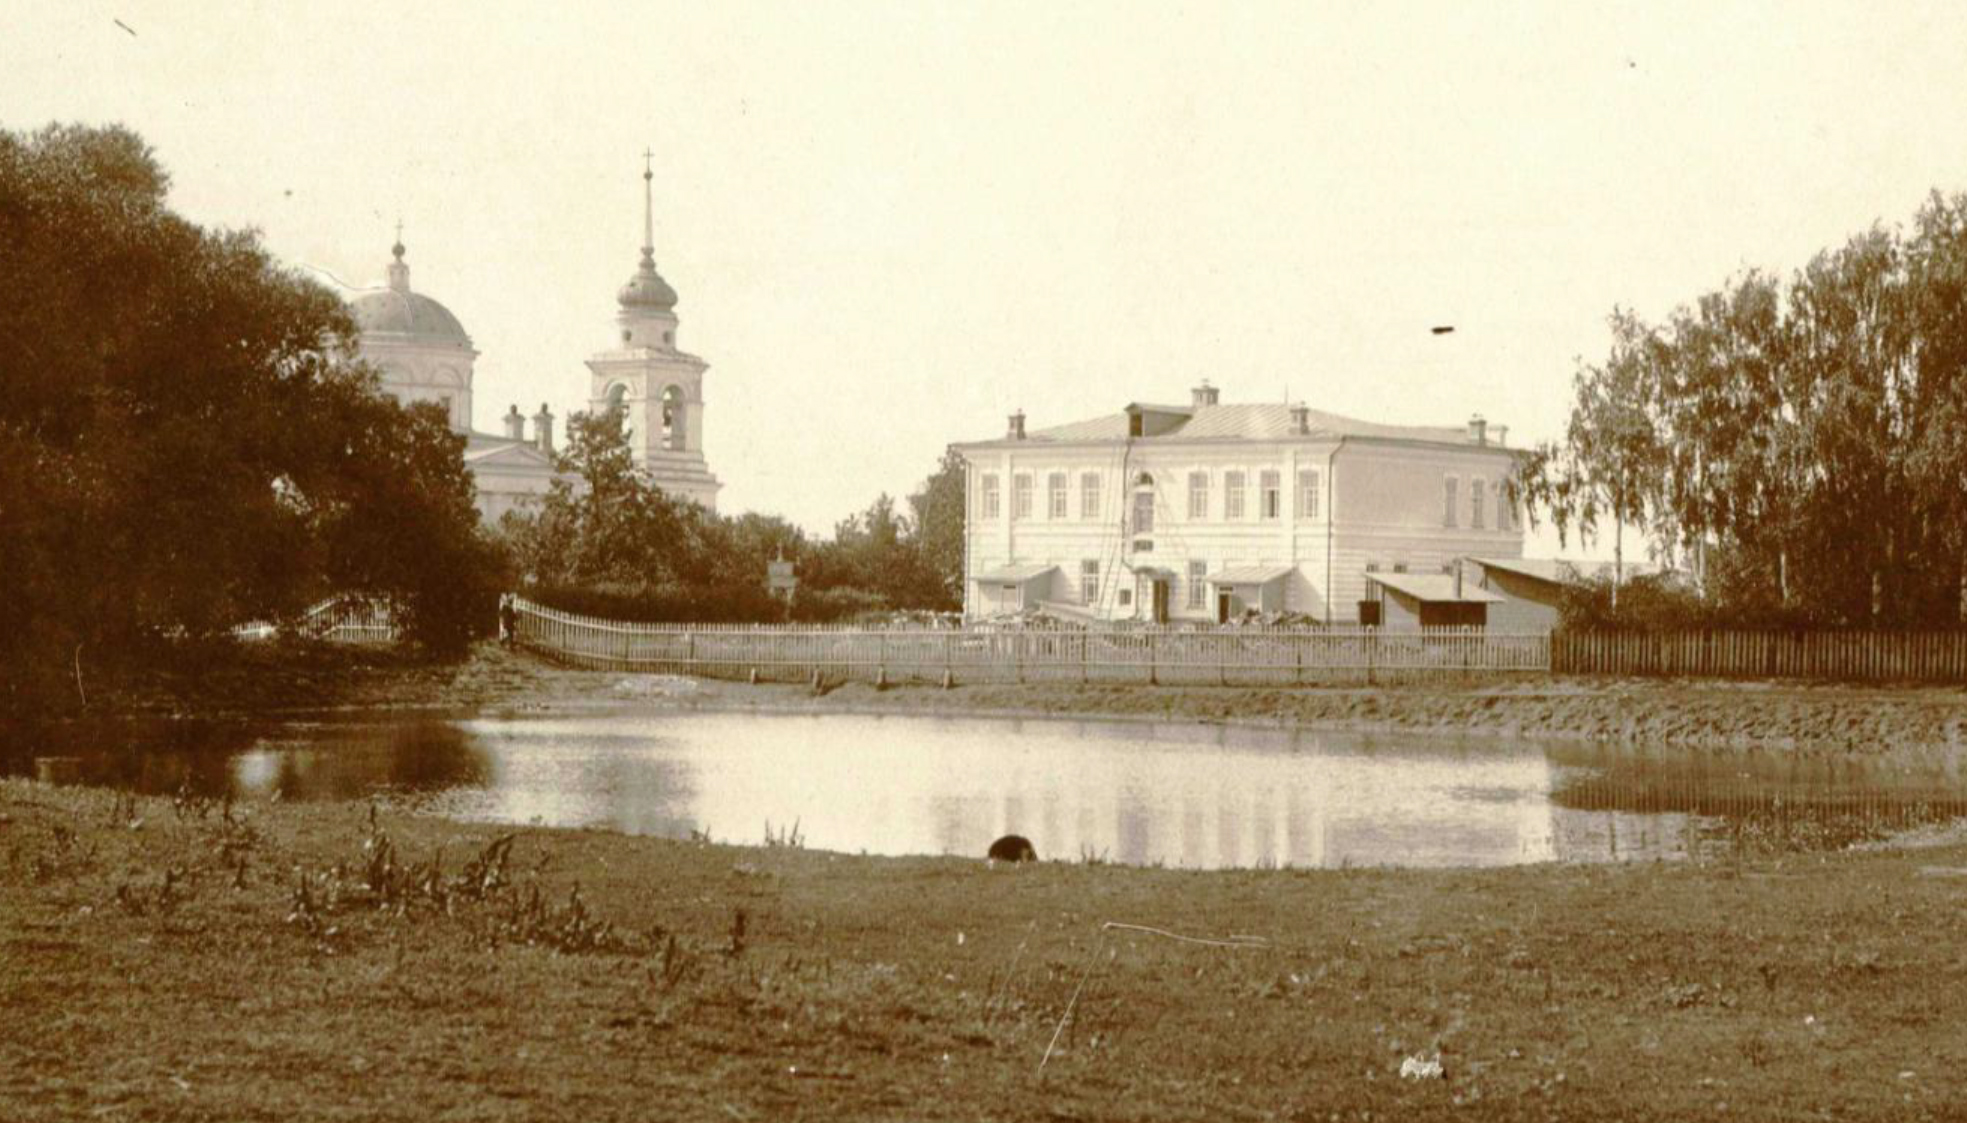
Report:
349,242,474,347
617,249,679,313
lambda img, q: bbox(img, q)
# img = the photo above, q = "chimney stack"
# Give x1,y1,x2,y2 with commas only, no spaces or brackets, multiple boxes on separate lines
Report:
503,404,526,441
1494,424,1509,448
1290,402,1310,435
1008,410,1026,440
1192,380,1220,408
1468,414,1488,446
533,402,555,457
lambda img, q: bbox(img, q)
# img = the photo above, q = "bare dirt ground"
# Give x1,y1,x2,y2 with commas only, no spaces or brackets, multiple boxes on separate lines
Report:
94,639,1967,756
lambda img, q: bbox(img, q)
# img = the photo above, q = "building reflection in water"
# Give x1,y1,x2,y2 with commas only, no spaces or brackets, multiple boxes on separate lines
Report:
197,711,1967,869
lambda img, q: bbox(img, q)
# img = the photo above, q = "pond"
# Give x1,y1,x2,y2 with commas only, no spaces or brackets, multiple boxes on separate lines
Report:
7,709,1967,869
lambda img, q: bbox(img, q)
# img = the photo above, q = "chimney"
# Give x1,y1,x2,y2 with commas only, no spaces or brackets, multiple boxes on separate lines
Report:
1493,424,1508,448
1008,410,1026,440
1192,380,1220,408
1468,414,1488,446
1289,402,1310,435
503,404,526,441
533,402,555,457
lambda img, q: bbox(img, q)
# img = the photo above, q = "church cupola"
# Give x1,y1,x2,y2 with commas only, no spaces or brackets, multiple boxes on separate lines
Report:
616,152,680,348
386,232,411,292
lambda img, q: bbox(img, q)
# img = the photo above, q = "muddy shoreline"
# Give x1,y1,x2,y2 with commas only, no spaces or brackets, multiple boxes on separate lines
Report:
70,641,1967,758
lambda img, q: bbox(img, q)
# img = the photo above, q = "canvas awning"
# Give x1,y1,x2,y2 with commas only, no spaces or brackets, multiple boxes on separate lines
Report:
1366,572,1502,603
1208,566,1295,586
971,563,1058,585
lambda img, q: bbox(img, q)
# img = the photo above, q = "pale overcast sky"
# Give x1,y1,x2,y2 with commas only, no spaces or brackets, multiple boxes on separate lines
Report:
8,1,1967,554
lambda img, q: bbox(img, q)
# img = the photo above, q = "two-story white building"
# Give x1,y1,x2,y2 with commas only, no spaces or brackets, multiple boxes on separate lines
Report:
952,383,1526,626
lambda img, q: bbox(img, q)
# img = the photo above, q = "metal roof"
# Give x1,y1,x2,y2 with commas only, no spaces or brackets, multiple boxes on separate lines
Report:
1366,572,1503,603
985,403,1476,447
1209,565,1296,585
971,563,1059,584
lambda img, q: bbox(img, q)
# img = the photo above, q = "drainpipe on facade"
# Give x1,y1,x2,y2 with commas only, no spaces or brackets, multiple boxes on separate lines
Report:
1323,437,1348,625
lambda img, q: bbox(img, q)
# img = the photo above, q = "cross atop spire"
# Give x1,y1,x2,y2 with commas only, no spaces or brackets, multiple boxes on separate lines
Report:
387,218,410,291
640,149,655,256
391,218,405,261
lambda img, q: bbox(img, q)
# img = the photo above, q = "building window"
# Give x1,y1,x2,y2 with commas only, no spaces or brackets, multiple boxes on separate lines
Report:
1260,470,1281,519
661,385,685,450
1132,489,1154,534
1364,561,1381,573
1048,472,1068,519
1012,474,1032,520
1471,476,1486,529
1187,471,1208,519
1443,476,1459,528
980,474,1000,519
1187,560,1207,609
1393,562,1408,574
1298,469,1320,518
1080,472,1101,519
1225,471,1246,519
1495,481,1510,531
1132,539,1153,553
1081,559,1100,605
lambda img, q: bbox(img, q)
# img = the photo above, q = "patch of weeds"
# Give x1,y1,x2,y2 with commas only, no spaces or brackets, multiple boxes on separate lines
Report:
763,818,803,849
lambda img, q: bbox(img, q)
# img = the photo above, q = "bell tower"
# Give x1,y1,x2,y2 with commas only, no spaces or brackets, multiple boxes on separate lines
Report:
585,152,722,510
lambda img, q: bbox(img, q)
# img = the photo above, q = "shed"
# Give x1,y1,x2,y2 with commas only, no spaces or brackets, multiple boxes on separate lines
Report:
1207,565,1295,622
970,564,1060,615
1363,572,1500,629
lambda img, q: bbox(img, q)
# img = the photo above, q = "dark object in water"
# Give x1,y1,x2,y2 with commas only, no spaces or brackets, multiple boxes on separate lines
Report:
988,834,1037,863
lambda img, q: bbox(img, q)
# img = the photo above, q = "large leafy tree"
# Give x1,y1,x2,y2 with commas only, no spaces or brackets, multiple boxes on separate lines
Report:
1526,192,1967,627
0,123,496,705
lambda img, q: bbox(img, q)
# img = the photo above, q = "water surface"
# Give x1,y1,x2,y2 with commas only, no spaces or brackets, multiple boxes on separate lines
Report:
7,710,1965,869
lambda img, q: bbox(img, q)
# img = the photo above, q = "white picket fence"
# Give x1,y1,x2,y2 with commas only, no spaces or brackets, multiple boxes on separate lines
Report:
232,596,397,644
510,597,1551,685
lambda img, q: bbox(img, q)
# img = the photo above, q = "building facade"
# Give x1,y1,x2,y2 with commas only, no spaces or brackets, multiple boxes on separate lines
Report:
584,158,723,510
348,237,565,523
951,384,1526,625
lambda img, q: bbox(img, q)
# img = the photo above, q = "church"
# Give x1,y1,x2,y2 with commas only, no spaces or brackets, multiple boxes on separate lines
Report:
345,157,722,520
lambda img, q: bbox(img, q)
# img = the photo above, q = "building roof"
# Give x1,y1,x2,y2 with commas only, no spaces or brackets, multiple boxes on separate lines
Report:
1209,565,1296,585
1470,556,1666,585
972,563,1059,583
1367,572,1503,603
348,242,474,348
992,403,1478,447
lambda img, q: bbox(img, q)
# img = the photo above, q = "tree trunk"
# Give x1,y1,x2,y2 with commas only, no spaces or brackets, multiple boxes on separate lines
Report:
1612,517,1623,612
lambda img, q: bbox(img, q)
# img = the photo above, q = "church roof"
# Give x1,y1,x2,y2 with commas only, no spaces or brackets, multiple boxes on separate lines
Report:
998,403,1472,446
348,241,474,349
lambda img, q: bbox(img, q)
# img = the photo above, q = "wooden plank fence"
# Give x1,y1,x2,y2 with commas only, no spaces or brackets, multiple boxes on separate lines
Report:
511,597,1550,686
1551,630,1967,683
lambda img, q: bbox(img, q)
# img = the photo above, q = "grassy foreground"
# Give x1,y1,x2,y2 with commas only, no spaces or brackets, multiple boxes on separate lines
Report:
5,778,1966,1121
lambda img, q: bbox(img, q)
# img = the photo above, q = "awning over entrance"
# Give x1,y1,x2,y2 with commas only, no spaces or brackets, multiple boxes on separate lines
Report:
1365,573,1502,604
972,563,1059,584
1208,565,1295,586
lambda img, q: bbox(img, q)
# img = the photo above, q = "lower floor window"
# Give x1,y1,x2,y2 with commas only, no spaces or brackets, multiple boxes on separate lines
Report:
1187,561,1208,608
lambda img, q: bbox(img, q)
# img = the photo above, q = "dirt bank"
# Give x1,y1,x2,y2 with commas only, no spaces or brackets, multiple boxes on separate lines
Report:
82,641,1967,756
5,777,1964,1121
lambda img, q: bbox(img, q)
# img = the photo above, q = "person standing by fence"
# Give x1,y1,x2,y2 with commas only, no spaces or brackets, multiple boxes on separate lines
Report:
498,594,518,649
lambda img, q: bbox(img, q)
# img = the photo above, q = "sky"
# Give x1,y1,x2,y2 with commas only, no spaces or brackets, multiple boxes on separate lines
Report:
8,0,1967,555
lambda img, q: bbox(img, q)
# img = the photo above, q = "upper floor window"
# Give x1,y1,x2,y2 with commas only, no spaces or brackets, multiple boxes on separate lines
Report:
1225,471,1246,519
661,385,685,450
1471,476,1486,529
1187,471,1209,519
1132,488,1155,534
980,474,1000,519
1495,481,1511,531
1048,472,1068,519
1012,474,1033,520
1443,476,1459,528
1298,469,1321,518
1080,472,1101,519
1260,470,1281,519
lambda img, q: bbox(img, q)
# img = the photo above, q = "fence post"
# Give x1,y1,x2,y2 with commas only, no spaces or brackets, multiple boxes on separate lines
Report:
1148,632,1158,686
1366,627,1377,687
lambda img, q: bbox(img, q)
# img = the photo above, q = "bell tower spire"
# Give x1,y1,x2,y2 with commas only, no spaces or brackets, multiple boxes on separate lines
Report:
641,149,655,261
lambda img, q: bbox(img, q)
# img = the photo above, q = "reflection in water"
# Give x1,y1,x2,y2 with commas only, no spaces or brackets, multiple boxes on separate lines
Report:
7,710,1967,869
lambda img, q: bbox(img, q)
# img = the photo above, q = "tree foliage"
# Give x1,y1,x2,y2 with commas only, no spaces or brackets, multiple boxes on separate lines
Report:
0,123,497,707
501,412,963,621
1521,191,1967,627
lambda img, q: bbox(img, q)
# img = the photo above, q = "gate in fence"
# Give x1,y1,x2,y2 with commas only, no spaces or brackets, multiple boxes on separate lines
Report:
509,597,1551,686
